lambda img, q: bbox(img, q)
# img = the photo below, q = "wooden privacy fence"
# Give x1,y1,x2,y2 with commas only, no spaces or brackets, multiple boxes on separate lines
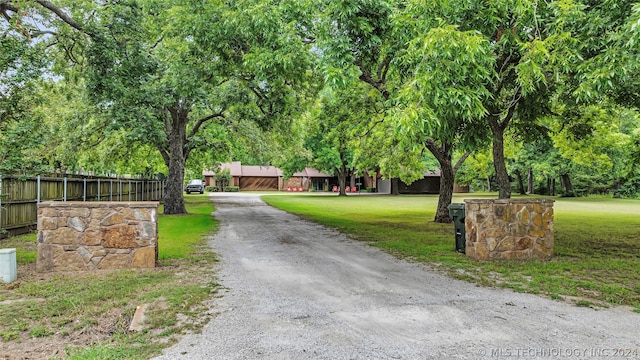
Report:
0,175,164,237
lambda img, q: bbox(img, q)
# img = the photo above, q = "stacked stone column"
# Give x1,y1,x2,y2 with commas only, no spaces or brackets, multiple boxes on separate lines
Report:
37,202,158,272
465,199,554,261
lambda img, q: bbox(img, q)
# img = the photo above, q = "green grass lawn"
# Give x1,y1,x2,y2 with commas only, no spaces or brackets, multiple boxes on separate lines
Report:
262,193,640,309
158,194,217,261
0,194,219,359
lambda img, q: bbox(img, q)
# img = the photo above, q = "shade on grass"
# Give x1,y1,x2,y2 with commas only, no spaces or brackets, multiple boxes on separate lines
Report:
158,194,217,259
262,193,640,308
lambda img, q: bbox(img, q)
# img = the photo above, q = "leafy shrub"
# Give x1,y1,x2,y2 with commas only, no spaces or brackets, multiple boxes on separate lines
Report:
614,177,640,198
224,186,239,192
366,187,375,193
205,186,219,192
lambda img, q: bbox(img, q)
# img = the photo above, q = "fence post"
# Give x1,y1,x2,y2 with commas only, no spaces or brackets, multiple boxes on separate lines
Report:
119,180,122,201
129,180,131,201
63,177,67,202
97,179,101,201
37,175,41,203
142,181,145,201
110,180,113,202
83,178,87,202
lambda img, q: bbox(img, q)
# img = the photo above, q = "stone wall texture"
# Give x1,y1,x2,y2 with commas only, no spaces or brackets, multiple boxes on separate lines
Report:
37,202,158,272
465,199,554,261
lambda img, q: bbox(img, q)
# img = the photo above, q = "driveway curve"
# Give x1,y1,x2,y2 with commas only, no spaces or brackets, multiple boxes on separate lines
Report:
156,193,639,360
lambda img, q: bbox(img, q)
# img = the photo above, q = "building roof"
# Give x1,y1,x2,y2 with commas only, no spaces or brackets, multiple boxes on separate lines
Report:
227,161,243,176
202,161,243,177
203,162,285,178
240,165,283,177
425,169,441,177
294,167,333,178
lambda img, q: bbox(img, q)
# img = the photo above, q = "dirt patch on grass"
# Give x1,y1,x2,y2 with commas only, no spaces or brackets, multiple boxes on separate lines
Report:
0,248,218,360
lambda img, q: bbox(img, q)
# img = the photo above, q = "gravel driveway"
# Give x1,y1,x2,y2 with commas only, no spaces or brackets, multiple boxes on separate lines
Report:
155,194,640,360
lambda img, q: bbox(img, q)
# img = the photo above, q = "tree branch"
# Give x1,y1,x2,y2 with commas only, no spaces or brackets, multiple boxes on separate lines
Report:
163,107,173,139
35,0,90,35
248,86,274,117
249,86,267,101
151,35,163,50
1,3,17,22
188,112,225,139
377,56,391,84
500,86,522,129
358,71,390,100
362,117,385,137
424,138,444,158
31,29,57,37
156,143,170,168
453,151,472,174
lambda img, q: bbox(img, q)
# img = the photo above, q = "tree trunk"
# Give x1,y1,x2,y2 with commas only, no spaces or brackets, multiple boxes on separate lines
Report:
425,139,456,223
491,126,511,199
350,172,356,189
435,159,455,223
487,177,491,192
338,163,347,196
552,178,556,196
162,104,188,214
560,173,573,194
547,177,552,196
515,169,526,195
390,178,399,195
527,167,534,194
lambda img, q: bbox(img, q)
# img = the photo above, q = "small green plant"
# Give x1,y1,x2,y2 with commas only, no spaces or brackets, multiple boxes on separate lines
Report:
550,294,563,301
29,326,54,338
1,330,20,341
215,168,232,190
575,300,594,307
224,186,239,192
205,185,219,192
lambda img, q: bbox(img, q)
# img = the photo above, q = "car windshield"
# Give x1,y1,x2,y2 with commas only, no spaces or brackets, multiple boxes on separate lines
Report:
188,180,203,185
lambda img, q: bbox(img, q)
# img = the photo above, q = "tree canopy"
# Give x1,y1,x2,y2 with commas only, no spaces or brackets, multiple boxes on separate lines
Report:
1,0,639,222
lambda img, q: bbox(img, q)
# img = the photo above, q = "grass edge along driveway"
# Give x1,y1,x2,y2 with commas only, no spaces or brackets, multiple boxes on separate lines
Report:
0,194,219,360
262,194,640,312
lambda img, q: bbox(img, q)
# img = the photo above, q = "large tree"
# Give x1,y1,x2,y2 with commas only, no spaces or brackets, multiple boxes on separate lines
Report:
315,0,483,222
84,0,313,214
392,24,492,221
401,0,589,199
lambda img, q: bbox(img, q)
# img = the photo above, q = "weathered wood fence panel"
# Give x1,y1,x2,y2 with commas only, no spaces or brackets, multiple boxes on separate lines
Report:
0,175,164,237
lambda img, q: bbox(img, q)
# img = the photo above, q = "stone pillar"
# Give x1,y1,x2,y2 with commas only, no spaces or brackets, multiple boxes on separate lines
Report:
464,199,554,261
37,202,159,272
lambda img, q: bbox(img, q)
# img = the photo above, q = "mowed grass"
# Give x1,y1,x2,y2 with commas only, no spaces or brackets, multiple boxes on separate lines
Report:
158,194,216,261
262,193,640,309
0,194,219,359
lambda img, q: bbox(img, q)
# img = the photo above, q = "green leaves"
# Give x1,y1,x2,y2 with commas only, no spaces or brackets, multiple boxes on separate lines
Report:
393,24,493,151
